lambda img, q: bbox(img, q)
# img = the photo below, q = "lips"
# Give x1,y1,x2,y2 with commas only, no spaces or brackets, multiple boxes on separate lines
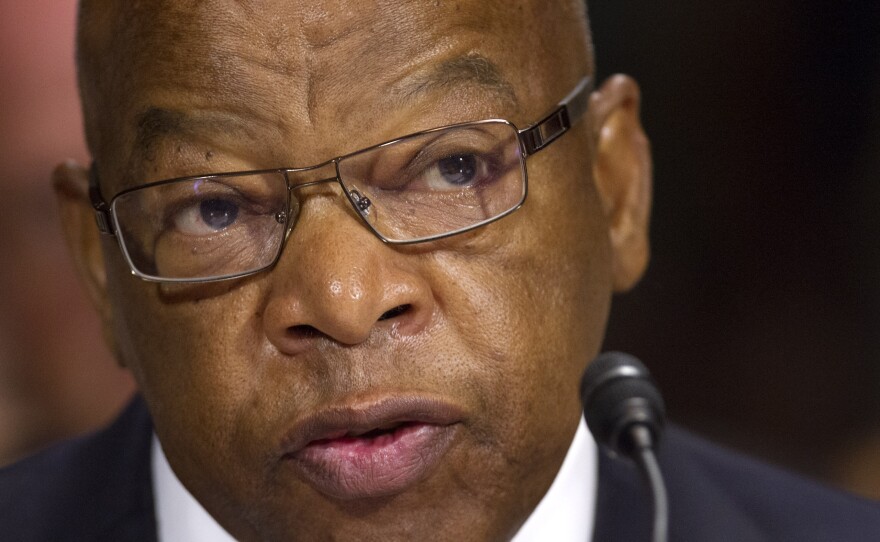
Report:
281,396,463,500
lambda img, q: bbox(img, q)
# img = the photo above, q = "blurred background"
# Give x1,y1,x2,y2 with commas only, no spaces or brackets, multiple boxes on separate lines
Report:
594,0,880,497
0,0,135,466
0,0,878,499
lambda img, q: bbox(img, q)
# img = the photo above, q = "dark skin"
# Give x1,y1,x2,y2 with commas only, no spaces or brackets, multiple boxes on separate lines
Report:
55,1,651,540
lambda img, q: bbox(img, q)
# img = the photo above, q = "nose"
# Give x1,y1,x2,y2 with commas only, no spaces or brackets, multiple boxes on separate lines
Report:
261,190,434,353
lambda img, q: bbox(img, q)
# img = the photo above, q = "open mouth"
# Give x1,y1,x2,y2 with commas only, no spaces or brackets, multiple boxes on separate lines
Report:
281,398,463,500
310,421,420,446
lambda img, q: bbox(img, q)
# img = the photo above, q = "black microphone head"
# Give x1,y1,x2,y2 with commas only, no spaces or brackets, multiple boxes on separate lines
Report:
581,351,666,459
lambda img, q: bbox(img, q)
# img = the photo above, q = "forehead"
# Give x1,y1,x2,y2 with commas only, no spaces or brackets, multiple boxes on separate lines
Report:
83,0,587,185
109,0,540,59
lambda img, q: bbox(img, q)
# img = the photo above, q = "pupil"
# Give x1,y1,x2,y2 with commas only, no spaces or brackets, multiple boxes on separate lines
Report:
438,155,477,185
200,199,238,230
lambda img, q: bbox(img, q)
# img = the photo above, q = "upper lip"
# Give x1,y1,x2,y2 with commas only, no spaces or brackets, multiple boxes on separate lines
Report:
280,396,465,455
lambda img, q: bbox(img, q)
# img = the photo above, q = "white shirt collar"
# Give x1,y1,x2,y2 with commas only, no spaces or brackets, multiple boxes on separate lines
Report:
152,418,597,541
151,438,237,542
511,417,597,542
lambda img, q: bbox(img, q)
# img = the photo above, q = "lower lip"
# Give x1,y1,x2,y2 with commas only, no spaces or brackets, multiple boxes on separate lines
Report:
287,423,457,500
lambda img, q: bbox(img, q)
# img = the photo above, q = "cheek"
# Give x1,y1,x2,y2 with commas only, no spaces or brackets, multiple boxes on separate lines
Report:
107,272,269,451
427,175,612,438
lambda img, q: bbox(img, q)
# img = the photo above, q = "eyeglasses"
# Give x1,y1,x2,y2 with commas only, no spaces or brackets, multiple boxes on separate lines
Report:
90,77,592,283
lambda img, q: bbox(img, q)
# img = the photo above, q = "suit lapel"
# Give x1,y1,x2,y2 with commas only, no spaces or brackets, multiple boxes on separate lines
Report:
84,396,158,541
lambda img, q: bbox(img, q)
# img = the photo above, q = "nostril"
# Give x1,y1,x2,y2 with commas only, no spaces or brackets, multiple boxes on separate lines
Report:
378,304,410,321
287,324,321,340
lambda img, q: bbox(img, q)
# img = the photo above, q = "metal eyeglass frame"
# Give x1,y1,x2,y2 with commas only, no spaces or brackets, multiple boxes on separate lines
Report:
89,76,593,283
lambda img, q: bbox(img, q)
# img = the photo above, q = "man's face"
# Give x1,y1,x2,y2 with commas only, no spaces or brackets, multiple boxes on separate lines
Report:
70,0,647,539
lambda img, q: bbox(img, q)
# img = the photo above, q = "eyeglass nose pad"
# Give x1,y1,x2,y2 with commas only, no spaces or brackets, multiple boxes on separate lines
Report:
348,189,373,216
276,181,304,237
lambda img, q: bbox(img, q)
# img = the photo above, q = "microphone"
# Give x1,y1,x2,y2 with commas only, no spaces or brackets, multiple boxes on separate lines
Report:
581,352,668,542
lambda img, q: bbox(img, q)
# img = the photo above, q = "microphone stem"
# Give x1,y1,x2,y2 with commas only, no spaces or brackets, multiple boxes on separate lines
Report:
631,425,669,542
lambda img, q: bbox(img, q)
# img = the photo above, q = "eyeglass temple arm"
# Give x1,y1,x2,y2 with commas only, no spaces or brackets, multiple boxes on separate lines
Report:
520,76,593,157
88,164,116,235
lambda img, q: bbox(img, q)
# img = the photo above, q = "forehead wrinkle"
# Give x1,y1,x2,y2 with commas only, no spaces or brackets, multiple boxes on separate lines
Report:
394,53,519,110
301,25,525,135
80,0,308,155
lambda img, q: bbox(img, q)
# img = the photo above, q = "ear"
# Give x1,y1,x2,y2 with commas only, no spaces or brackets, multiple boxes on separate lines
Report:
52,161,118,356
590,74,653,292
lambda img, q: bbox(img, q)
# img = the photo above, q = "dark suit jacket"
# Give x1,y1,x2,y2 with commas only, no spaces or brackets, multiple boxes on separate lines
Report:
2,397,880,541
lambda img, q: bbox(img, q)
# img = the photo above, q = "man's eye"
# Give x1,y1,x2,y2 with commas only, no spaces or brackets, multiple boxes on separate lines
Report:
437,155,478,185
422,153,491,190
173,198,240,235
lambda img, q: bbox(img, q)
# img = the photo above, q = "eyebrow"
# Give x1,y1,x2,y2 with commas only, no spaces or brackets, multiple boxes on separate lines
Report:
134,107,184,155
133,107,259,155
394,53,519,107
